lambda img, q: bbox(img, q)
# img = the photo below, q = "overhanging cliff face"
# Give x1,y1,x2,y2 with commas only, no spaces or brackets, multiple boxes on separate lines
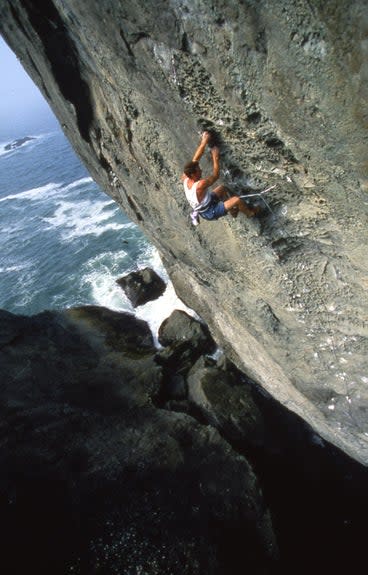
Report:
1,0,368,464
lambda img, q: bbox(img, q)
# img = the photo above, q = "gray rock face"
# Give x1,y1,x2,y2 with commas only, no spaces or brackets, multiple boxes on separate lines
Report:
1,0,368,463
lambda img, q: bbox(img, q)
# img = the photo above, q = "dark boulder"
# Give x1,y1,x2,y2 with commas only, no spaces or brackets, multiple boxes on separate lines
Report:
187,356,266,449
155,311,217,404
116,267,166,307
68,305,155,352
158,309,216,354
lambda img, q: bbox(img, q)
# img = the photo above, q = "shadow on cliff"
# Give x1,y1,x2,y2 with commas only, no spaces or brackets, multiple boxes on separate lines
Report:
16,0,93,142
154,310,368,575
247,384,368,575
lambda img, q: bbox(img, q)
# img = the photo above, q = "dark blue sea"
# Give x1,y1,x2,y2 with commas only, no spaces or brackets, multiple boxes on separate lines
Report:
0,109,188,341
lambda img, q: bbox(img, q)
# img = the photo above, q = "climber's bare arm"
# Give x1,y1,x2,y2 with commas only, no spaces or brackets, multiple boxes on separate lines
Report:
181,131,212,181
200,146,220,187
192,131,211,162
196,147,220,201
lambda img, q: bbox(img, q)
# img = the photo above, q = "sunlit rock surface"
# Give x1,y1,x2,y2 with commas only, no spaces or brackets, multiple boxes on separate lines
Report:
1,0,368,463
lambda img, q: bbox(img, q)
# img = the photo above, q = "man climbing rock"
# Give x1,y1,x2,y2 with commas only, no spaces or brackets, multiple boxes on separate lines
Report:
182,131,259,225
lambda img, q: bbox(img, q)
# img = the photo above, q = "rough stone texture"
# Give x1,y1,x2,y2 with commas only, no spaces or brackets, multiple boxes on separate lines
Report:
0,307,278,574
158,309,216,351
155,310,216,405
1,0,368,463
116,266,166,307
187,356,267,448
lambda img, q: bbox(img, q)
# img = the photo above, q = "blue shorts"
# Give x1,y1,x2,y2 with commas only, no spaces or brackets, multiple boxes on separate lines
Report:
200,193,226,221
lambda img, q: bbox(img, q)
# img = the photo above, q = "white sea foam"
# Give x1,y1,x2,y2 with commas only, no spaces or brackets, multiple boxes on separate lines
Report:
0,264,29,273
63,176,94,192
79,245,195,346
80,251,132,312
43,198,130,240
0,145,14,158
130,245,197,343
135,243,169,280
136,281,197,346
0,176,105,205
0,182,63,203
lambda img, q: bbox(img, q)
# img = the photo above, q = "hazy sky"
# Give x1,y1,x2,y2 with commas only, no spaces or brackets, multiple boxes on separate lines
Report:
0,36,50,123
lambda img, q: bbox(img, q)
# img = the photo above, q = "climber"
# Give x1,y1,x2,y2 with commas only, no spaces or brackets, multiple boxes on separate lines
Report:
182,131,259,225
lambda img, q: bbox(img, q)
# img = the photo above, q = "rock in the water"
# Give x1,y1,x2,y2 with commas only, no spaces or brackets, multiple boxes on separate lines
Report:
116,267,166,307
4,136,35,150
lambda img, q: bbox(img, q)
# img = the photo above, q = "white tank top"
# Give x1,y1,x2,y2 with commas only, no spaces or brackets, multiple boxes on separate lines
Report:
184,178,212,211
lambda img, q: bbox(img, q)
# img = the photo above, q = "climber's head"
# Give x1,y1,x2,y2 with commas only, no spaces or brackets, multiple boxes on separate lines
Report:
183,161,201,180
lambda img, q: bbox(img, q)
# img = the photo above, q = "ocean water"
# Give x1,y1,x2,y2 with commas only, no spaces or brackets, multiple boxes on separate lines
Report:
0,110,190,341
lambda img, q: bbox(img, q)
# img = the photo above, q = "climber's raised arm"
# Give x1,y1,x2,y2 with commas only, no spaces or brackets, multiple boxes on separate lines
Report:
197,146,220,191
192,131,211,162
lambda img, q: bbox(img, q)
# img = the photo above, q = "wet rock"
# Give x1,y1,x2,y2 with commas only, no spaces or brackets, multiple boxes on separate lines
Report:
116,267,166,307
0,308,29,346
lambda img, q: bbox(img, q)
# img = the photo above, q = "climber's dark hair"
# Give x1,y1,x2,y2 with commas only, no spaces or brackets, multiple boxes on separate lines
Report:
183,161,199,178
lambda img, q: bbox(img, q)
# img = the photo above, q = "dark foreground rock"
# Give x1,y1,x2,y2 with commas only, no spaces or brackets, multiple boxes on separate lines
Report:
158,309,216,352
116,267,166,307
0,307,277,575
1,305,368,574
155,310,217,404
187,356,267,449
